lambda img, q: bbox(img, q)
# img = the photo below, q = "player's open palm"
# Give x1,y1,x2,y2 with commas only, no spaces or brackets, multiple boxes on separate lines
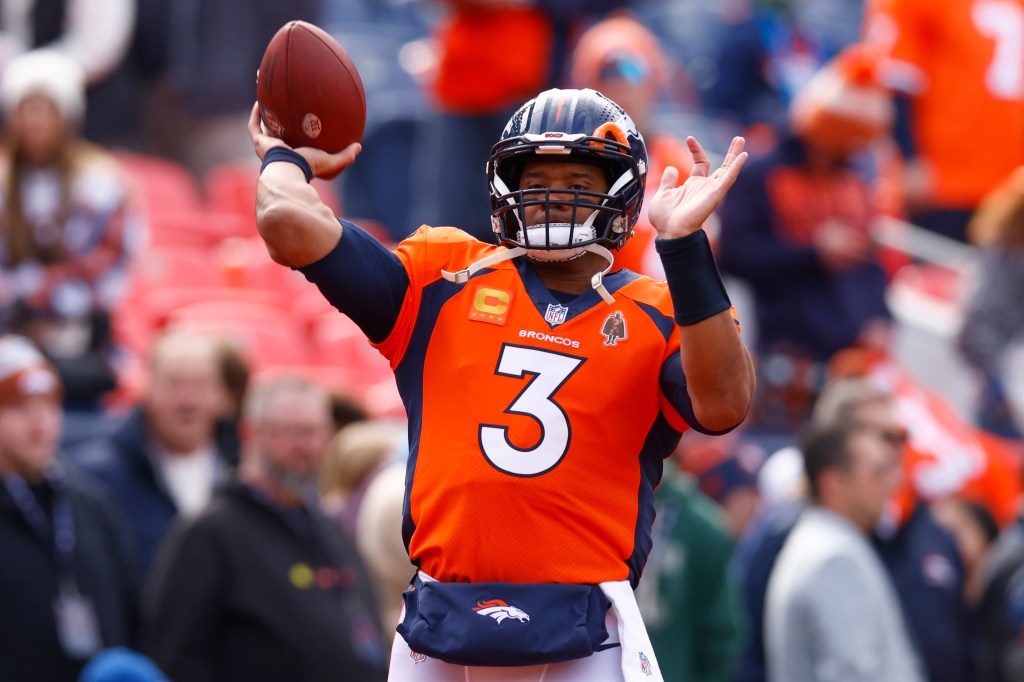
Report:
248,102,360,180
648,136,747,239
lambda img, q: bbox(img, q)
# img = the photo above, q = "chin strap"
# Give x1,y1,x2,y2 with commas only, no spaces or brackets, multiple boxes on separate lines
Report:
585,243,616,304
441,243,617,304
441,247,528,284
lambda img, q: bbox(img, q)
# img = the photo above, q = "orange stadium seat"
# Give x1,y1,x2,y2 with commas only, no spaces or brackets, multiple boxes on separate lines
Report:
310,311,393,387
204,161,343,222
116,151,203,215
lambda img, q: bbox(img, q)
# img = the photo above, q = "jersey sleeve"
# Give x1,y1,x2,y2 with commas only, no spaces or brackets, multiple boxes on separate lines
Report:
299,219,409,343
374,225,501,366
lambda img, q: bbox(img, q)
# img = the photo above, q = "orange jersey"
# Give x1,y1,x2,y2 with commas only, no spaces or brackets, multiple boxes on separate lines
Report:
375,227,694,586
863,0,1024,207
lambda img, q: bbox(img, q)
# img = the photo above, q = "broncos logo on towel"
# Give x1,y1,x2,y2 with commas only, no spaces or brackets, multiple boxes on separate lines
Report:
473,599,531,624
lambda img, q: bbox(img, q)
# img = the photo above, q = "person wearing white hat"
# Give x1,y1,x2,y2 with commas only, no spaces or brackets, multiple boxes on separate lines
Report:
0,334,137,682
0,48,140,415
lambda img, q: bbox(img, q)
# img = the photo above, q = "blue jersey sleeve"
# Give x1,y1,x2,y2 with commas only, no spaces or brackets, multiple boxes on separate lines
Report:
660,350,740,436
299,219,409,343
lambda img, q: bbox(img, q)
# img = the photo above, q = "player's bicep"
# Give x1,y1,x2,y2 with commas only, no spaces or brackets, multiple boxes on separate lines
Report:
660,350,741,436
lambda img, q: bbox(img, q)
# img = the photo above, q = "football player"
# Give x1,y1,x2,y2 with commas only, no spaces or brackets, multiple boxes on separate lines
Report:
249,87,754,681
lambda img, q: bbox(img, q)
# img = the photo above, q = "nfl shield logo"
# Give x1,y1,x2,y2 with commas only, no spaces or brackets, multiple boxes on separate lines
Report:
545,303,569,326
639,651,652,676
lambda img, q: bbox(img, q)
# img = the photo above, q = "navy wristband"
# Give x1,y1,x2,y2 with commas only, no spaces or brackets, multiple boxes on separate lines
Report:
260,146,313,183
655,229,732,326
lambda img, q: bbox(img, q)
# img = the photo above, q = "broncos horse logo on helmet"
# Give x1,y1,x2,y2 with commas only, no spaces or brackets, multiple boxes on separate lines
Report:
487,88,648,255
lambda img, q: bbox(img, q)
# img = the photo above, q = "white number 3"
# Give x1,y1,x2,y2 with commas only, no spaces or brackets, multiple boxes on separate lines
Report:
480,345,585,477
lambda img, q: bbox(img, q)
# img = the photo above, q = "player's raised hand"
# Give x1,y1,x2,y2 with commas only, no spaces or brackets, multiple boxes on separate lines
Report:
248,102,361,180
648,136,747,239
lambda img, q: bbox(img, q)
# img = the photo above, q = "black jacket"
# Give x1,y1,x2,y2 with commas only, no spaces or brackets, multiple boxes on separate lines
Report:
0,472,138,682
142,479,389,682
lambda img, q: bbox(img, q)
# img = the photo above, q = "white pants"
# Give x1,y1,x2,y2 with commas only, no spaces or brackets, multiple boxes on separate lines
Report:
387,610,626,682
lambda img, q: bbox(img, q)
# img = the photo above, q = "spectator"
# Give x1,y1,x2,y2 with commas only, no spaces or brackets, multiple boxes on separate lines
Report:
416,0,629,240
70,329,233,580
163,0,317,175
0,48,141,413
0,335,136,682
956,165,1024,440
717,44,893,445
320,417,404,534
685,433,766,540
932,496,1000,607
143,376,388,682
976,507,1024,682
353,457,414,641
733,377,973,682
567,11,700,278
636,463,746,682
863,0,1024,242
765,420,924,681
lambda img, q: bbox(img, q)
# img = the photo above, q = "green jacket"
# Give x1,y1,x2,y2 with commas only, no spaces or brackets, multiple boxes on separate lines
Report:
636,470,745,682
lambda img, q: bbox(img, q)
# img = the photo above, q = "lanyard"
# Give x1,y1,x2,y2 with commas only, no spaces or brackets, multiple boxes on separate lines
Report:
3,471,77,584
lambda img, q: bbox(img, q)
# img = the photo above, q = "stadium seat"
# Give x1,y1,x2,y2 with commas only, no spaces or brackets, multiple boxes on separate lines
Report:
115,151,203,215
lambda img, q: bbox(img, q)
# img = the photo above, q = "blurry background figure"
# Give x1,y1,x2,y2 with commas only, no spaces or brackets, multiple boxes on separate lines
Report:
0,48,141,421
78,647,167,682
635,459,746,682
567,10,700,278
353,456,413,639
975,500,1024,682
160,0,317,175
717,44,894,450
931,496,1000,607
0,335,136,682
209,336,251,465
320,418,400,534
70,329,234,582
862,0,1024,243
143,376,388,682
413,0,628,241
320,418,410,634
682,431,765,540
732,376,973,682
956,165,1024,440
765,420,924,682
0,0,139,146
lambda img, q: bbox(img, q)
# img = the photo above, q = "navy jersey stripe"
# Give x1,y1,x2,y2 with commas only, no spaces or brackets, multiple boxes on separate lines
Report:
627,412,681,587
395,277,464,556
634,299,675,342
299,218,408,343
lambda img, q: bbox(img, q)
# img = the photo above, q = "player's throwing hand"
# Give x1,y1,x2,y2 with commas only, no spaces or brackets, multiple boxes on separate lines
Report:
247,102,361,181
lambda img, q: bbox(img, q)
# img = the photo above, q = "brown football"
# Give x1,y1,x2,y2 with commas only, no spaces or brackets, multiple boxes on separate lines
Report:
256,21,366,153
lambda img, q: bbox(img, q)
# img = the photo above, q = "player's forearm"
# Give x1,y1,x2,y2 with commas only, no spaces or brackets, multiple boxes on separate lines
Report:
678,312,755,431
255,163,342,268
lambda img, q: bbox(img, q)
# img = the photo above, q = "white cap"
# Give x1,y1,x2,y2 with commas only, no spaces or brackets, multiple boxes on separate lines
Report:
1,49,86,123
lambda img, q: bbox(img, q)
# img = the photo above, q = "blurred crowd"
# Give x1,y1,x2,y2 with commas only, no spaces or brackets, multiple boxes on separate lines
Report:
0,0,1022,680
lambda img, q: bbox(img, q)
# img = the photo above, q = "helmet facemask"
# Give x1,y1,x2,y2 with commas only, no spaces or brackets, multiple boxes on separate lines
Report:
488,118,646,258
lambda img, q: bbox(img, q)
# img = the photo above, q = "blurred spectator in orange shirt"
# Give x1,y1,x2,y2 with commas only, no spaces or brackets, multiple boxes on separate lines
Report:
863,0,1024,242
568,11,701,278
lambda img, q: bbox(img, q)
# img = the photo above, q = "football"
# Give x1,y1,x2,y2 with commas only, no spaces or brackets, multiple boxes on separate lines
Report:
256,21,366,153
